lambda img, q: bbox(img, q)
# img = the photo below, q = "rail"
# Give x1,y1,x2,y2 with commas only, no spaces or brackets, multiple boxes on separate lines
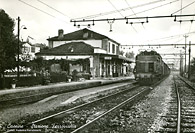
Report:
174,77,181,133
71,88,150,133
28,83,139,125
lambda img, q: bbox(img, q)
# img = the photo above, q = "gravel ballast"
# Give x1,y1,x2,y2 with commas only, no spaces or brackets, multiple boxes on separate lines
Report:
86,74,174,132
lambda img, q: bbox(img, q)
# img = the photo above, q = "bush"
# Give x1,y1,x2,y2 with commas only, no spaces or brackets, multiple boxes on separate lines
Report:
50,72,68,83
76,72,92,80
0,76,42,89
0,72,70,89
17,76,42,87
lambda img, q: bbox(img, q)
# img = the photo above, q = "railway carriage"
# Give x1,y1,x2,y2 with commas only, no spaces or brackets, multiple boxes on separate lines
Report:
134,50,170,85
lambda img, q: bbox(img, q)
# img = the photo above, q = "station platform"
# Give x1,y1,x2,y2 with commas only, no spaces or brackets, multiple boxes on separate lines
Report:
0,75,135,123
0,75,135,107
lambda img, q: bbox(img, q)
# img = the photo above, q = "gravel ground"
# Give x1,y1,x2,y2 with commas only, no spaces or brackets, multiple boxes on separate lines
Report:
86,74,174,133
124,74,174,132
38,85,143,133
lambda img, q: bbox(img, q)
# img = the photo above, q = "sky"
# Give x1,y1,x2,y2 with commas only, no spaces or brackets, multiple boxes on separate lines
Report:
1,0,195,68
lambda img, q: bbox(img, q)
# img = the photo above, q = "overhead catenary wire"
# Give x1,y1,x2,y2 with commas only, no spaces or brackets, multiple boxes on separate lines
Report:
121,43,195,47
71,14,195,23
72,0,165,20
124,0,145,29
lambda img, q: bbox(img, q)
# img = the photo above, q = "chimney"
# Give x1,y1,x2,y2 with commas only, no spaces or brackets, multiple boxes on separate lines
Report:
58,29,64,39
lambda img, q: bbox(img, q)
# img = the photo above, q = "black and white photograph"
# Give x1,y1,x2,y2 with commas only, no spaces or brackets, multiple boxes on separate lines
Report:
1,0,195,132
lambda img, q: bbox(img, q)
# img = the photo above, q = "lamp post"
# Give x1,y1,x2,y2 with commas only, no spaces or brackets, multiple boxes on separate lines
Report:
17,16,27,80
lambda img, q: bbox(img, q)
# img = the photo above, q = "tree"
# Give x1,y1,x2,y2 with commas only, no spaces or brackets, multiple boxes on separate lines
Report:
0,9,18,88
191,57,195,74
125,51,135,59
119,50,124,56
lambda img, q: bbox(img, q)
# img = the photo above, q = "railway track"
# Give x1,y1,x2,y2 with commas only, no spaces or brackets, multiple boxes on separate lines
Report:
3,75,168,133
20,83,151,133
18,76,167,133
159,76,195,133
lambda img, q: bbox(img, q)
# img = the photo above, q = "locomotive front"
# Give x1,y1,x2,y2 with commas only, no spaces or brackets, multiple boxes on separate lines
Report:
134,51,163,85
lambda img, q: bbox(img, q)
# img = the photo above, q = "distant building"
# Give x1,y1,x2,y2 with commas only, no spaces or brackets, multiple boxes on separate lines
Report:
36,28,133,78
21,42,43,61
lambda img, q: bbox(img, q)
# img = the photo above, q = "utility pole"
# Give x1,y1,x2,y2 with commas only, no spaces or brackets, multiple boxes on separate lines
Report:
180,50,183,76
184,35,188,77
188,41,191,79
17,16,20,80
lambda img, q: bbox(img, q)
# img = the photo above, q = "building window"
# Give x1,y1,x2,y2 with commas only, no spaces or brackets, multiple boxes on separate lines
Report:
23,46,30,53
31,46,35,53
116,45,119,55
112,44,115,54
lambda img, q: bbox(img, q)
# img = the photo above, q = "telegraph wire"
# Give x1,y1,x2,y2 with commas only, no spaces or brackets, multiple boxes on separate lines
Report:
107,0,138,33
146,34,180,43
37,0,71,19
126,0,178,17
131,25,138,33
124,0,145,29
180,0,182,29
18,0,73,26
145,31,195,42
180,0,182,15
72,0,165,20
107,0,124,17
18,0,55,18
174,38,184,44
188,8,195,33
122,0,139,33
171,0,195,15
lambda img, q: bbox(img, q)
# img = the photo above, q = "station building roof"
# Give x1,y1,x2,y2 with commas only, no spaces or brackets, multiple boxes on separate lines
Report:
36,41,94,56
47,28,120,45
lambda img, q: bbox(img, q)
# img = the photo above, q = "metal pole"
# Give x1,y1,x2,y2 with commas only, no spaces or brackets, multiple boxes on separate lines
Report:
184,35,188,76
180,50,183,76
180,50,182,75
188,41,191,79
17,16,20,80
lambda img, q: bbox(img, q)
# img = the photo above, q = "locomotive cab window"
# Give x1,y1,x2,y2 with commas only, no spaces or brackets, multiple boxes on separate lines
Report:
149,63,154,72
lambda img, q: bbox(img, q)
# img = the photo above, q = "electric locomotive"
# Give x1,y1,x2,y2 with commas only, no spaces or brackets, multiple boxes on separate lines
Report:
134,50,170,85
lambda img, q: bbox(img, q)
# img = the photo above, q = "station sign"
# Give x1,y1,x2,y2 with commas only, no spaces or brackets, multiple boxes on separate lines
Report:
104,57,112,60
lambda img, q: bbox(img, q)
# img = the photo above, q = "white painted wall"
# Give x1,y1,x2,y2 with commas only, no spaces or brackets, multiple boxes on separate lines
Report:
52,39,119,56
53,41,66,47
42,55,90,60
94,48,107,54
107,40,119,55
21,43,40,60
52,40,102,48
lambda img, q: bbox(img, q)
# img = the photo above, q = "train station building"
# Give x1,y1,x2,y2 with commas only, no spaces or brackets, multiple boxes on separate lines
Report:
36,28,133,78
